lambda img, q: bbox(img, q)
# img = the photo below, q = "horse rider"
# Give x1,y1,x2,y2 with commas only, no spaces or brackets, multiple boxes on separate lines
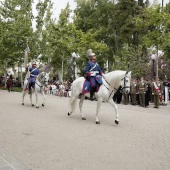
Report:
84,52,102,101
28,61,40,94
6,71,12,83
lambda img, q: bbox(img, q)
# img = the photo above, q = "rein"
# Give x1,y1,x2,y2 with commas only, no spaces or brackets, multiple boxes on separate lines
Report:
35,73,48,88
102,72,130,100
102,75,118,100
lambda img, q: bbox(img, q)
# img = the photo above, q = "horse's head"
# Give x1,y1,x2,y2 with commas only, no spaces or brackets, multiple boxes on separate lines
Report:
38,72,49,86
120,71,131,93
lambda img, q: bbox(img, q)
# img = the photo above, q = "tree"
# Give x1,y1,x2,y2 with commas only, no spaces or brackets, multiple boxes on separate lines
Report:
0,0,34,66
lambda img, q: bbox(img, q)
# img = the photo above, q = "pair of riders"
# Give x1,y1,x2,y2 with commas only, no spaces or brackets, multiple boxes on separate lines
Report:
27,53,102,99
28,62,40,94
84,53,103,101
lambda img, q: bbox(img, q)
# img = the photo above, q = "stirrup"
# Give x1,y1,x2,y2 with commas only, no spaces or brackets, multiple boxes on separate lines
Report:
89,97,94,101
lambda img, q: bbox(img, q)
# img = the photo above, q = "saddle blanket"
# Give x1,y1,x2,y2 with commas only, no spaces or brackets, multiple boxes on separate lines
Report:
82,80,101,95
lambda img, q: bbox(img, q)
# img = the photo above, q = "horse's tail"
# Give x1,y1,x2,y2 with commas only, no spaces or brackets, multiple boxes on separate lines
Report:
69,83,77,113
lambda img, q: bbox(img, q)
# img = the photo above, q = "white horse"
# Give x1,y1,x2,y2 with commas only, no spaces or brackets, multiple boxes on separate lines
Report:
22,72,49,108
68,70,131,125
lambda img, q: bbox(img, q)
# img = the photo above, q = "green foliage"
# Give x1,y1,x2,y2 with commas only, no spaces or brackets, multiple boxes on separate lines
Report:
1,0,170,80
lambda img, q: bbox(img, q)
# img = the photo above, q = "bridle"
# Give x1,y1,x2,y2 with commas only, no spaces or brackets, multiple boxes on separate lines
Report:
35,72,48,88
102,71,130,100
120,72,131,93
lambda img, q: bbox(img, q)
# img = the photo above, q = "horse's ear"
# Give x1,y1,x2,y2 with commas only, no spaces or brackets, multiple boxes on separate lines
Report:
125,71,128,75
128,71,131,75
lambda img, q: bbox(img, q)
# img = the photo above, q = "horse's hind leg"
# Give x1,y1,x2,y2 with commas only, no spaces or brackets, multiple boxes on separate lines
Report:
108,99,119,125
79,95,86,120
95,98,102,124
68,96,77,116
22,91,25,105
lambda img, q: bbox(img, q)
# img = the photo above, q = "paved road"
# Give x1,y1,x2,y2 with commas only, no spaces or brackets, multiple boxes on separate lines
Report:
0,90,170,170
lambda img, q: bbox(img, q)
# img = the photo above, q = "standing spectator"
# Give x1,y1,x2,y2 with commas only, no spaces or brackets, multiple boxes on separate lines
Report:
49,85,53,95
145,79,151,107
63,81,68,97
150,79,154,103
59,82,65,97
130,78,137,105
169,81,170,101
138,76,147,107
52,84,57,95
122,90,129,105
163,77,169,105
136,78,140,105
152,77,163,108
55,82,60,96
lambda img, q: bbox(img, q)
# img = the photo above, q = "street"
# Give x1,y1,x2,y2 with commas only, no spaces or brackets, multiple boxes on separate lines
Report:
0,90,170,170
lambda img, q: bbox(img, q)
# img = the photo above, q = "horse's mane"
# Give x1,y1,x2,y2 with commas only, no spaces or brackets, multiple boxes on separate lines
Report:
103,70,130,89
104,70,127,79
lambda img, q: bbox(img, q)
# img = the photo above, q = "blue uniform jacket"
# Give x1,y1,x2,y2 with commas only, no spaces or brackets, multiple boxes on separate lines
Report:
29,68,40,83
84,61,102,75
84,61,103,86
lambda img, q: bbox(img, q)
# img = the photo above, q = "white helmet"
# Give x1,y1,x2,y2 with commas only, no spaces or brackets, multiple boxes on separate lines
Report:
89,53,96,57
32,61,36,65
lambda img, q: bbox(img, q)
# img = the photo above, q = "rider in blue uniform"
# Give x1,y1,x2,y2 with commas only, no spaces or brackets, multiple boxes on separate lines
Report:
84,53,102,101
28,61,40,94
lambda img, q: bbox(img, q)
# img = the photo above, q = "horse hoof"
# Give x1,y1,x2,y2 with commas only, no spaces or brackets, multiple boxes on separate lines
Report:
68,112,70,116
32,104,34,107
115,120,119,125
22,103,24,105
96,121,100,124
82,117,86,120
36,106,39,109
42,104,45,107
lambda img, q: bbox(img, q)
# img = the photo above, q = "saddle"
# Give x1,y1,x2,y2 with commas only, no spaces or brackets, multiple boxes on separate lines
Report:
82,75,103,95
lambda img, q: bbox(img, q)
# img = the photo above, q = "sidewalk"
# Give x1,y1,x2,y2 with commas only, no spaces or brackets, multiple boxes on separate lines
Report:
0,156,16,170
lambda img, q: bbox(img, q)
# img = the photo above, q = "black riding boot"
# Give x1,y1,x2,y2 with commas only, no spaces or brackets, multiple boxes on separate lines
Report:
90,87,96,101
28,83,32,94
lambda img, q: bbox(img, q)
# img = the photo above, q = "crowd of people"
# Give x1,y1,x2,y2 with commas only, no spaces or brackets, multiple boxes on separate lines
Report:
113,76,170,108
44,81,72,97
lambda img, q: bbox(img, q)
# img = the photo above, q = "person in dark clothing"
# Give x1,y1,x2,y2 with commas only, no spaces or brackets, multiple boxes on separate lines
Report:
145,79,151,107
113,86,122,104
84,53,102,101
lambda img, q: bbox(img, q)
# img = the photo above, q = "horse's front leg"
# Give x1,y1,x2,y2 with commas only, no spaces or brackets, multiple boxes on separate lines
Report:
30,93,34,107
41,89,46,107
35,90,39,108
96,98,102,124
79,95,86,120
108,98,119,125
